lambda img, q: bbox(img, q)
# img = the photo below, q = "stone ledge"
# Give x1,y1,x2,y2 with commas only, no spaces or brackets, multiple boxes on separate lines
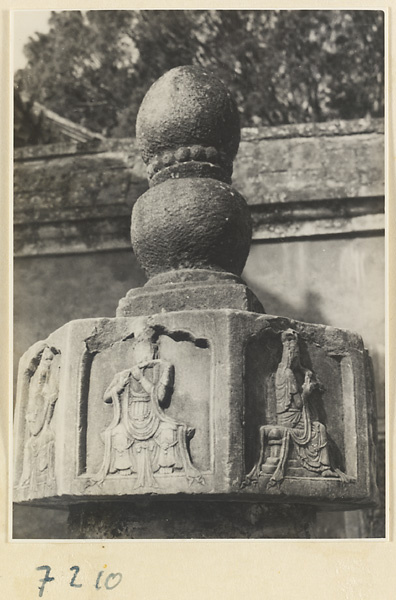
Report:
14,196,385,257
14,118,384,161
241,117,384,141
117,280,265,315
14,118,384,256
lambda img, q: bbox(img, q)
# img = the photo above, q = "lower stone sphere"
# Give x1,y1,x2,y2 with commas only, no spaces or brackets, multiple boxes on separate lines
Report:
131,178,252,279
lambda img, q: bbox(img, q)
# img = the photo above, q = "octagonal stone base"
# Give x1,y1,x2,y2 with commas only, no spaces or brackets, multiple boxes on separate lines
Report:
14,310,378,510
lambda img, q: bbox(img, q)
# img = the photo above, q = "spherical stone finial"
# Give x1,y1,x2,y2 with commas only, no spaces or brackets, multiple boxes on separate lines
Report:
127,66,256,295
136,66,240,185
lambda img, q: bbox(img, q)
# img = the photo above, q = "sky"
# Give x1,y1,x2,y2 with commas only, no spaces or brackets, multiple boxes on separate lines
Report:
13,10,52,71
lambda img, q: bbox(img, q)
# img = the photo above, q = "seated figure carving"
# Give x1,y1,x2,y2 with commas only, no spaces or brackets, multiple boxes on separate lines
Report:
247,329,350,487
92,328,203,489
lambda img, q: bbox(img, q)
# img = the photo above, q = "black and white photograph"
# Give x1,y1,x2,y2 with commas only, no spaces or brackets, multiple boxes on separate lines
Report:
11,8,386,546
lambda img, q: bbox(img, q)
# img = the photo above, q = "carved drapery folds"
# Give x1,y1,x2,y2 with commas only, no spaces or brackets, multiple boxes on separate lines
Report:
91,328,203,489
246,329,350,488
17,344,60,499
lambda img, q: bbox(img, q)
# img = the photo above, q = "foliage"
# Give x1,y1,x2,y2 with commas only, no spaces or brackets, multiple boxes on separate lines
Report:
15,10,384,138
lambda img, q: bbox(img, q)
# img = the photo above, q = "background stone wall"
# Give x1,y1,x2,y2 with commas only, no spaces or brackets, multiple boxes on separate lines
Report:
13,118,385,538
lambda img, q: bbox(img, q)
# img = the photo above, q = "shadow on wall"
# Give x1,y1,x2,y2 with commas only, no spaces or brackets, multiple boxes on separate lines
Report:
245,278,329,327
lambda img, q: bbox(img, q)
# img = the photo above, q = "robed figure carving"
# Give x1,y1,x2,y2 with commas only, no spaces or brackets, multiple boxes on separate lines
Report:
18,345,60,496
275,329,333,476
247,329,349,486
93,330,203,489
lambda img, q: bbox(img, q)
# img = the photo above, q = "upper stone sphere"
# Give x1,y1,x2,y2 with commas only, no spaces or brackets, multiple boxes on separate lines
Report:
136,66,240,184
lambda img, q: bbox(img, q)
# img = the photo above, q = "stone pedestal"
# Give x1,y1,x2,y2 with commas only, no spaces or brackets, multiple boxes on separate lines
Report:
117,269,264,315
13,66,379,539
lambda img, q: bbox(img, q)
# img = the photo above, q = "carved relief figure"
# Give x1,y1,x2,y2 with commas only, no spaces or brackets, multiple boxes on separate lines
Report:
247,329,349,487
93,329,203,488
18,345,61,495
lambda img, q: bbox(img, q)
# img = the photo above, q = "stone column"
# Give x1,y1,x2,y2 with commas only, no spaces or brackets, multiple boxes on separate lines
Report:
14,67,378,539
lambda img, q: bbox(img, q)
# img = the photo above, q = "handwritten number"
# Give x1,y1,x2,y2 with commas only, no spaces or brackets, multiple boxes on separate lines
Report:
95,570,104,590
105,573,123,590
69,566,82,588
35,565,122,593
36,565,54,597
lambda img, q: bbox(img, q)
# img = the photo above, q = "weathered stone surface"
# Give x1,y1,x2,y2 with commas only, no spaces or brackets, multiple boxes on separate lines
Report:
236,129,384,205
14,139,146,256
117,274,264,315
14,312,377,509
136,66,240,183
131,67,251,287
251,196,384,240
131,178,252,279
241,118,384,141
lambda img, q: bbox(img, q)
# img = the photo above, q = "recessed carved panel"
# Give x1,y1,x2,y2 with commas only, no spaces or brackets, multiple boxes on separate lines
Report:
16,344,61,499
87,327,204,490
245,329,350,488
79,323,211,485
